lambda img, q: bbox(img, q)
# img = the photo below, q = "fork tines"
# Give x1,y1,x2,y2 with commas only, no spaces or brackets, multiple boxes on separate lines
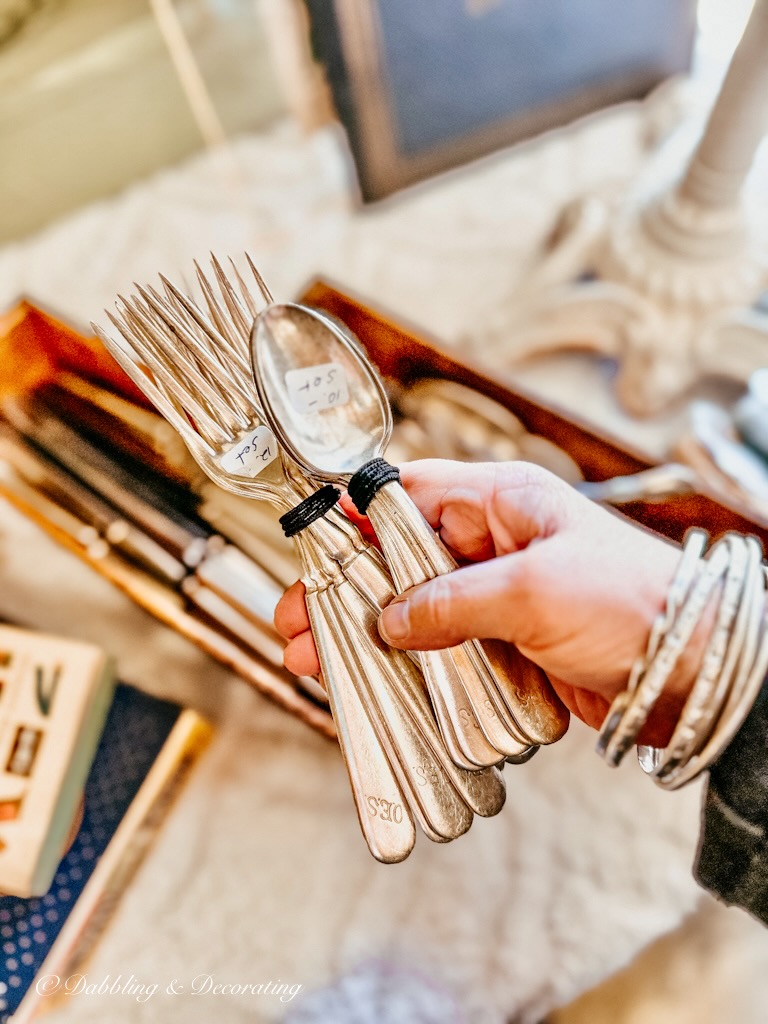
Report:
92,255,273,448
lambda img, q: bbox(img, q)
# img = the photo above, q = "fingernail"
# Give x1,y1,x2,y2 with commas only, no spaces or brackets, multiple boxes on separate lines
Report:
379,600,410,643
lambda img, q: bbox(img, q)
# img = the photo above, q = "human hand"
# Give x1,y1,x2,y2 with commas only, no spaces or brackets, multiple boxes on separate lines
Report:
275,460,712,746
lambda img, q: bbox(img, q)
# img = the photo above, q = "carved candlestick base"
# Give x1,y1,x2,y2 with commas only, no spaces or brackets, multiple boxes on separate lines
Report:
475,0,768,417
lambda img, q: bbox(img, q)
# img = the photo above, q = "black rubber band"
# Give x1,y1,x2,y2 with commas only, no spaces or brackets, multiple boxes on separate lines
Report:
279,485,341,538
347,458,401,515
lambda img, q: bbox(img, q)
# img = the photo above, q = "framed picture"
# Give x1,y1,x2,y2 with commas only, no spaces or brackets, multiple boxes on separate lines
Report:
304,0,696,200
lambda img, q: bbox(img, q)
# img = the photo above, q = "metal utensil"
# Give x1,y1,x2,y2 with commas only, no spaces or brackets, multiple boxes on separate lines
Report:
93,288,423,860
92,261,505,857
576,464,700,505
211,262,521,765
150,259,506,810
175,255,507,799
250,298,569,758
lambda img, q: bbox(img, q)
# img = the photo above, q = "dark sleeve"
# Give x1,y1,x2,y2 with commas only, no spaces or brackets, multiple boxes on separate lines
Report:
694,677,768,924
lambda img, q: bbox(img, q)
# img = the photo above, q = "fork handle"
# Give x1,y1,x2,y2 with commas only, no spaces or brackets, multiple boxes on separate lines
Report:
325,578,475,842
297,521,509,836
330,572,506,818
363,480,569,747
303,581,417,862
315,507,516,765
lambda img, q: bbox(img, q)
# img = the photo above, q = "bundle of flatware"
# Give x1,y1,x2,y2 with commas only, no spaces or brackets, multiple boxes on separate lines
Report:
92,255,570,862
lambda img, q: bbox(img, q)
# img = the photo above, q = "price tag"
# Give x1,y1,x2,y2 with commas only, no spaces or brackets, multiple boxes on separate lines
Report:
220,426,279,477
285,363,349,414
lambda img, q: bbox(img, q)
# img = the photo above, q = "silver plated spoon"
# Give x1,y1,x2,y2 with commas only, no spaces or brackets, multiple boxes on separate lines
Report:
251,301,569,759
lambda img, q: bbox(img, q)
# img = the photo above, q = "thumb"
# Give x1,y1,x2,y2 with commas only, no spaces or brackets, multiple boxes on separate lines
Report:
378,553,533,650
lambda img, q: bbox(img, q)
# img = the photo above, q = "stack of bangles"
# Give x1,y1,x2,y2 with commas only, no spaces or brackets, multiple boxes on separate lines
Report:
596,529,768,789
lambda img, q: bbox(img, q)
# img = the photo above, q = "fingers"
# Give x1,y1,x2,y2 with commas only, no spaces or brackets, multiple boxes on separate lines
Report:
378,550,536,651
549,678,610,732
277,460,577,674
338,493,379,547
398,459,573,558
274,580,310,640
284,630,321,678
397,459,495,529
274,581,321,677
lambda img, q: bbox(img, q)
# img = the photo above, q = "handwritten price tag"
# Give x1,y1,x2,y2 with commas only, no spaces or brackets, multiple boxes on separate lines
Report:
220,426,279,478
285,363,349,414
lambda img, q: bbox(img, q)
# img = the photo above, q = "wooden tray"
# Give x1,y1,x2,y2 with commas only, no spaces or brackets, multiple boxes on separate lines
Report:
0,284,764,742
0,301,335,740
303,278,766,549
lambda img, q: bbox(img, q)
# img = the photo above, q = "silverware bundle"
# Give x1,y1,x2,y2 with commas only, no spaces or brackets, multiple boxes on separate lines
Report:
93,255,569,861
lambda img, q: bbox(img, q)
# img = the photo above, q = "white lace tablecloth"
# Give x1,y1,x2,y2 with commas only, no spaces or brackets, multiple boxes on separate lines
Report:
0,114,708,1023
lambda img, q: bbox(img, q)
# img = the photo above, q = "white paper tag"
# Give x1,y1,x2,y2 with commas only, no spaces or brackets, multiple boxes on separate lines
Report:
285,363,349,414
220,426,279,477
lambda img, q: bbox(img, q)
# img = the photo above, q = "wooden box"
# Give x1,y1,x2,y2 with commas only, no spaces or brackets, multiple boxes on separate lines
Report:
303,279,767,549
0,283,764,752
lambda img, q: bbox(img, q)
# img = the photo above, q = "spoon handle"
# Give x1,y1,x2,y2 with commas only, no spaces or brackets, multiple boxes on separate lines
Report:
299,514,508,830
356,503,532,759
333,577,506,817
331,569,512,823
327,579,475,841
299,519,496,844
364,481,570,747
318,508,515,766
301,519,497,836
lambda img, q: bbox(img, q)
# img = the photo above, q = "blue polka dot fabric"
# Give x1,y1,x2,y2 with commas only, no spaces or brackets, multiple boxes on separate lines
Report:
0,684,180,1020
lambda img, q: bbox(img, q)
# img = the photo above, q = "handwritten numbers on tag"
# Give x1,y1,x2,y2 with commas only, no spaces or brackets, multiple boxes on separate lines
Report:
285,363,350,415
220,426,279,478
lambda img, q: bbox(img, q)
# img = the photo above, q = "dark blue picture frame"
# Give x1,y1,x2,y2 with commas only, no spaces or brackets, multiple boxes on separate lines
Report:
306,0,696,200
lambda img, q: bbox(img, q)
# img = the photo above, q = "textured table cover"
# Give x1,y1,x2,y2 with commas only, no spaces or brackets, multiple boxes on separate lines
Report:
0,112,711,1023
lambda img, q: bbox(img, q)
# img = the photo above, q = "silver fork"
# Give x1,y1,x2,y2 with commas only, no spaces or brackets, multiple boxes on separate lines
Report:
153,257,507,813
92,262,502,858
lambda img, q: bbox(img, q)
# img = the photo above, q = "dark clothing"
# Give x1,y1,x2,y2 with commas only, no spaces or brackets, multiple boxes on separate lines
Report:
695,678,768,924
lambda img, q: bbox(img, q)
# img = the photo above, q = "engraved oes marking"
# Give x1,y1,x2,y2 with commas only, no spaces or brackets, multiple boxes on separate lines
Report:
366,795,405,823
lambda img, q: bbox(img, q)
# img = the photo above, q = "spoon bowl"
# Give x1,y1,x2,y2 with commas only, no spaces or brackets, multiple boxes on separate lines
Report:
251,299,569,758
253,303,391,479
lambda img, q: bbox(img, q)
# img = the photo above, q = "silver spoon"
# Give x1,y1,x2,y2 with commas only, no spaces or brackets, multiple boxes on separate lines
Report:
251,301,570,758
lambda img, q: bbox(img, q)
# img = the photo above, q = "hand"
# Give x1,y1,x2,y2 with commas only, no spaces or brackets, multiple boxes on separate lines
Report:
275,460,712,746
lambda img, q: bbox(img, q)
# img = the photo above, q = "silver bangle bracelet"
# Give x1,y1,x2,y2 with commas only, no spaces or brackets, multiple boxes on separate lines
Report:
599,528,768,789
651,534,748,781
657,556,768,789
597,529,706,764
599,539,729,768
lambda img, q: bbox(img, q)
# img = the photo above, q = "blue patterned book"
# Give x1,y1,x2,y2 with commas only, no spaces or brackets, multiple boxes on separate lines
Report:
0,685,206,1023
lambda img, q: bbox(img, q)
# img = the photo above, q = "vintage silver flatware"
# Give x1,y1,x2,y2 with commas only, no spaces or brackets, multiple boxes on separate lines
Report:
250,298,569,757
93,260,508,858
94,291,425,861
